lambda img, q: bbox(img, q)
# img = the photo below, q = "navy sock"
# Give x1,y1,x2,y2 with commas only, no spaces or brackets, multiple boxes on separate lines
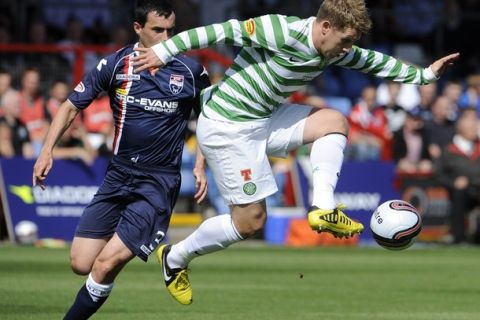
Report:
63,284,108,320
63,274,113,320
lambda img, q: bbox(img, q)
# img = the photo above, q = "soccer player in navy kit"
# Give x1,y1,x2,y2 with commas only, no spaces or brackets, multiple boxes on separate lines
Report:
32,1,210,318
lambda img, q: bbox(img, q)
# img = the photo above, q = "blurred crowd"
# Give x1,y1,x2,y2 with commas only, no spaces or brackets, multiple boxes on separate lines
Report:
1,1,480,79
0,67,112,163
1,0,480,244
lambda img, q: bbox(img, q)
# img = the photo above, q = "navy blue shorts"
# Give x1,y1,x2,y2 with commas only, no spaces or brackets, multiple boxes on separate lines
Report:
76,157,181,261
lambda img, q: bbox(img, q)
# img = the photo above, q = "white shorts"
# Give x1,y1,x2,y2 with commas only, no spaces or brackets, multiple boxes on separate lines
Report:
196,104,313,205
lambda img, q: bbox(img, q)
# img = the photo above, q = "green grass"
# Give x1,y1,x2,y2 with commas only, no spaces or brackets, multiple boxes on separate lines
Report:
0,244,479,320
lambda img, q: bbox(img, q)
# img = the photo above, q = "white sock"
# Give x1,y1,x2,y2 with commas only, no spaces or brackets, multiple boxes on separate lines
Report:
310,133,346,210
86,273,114,302
167,214,243,269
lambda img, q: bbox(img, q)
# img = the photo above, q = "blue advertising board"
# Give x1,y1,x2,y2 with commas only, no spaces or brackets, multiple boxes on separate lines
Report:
0,158,108,242
1,157,400,244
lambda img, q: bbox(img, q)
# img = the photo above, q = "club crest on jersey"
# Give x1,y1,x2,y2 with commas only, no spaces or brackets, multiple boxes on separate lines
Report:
169,74,184,95
74,81,85,93
243,182,257,196
245,18,256,36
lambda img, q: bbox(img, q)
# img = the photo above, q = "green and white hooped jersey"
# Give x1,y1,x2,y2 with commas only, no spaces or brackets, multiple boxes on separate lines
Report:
153,14,438,122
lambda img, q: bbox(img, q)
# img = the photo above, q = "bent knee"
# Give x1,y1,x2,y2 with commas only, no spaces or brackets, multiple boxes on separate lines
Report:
70,256,93,275
322,109,349,136
306,108,349,141
233,207,267,238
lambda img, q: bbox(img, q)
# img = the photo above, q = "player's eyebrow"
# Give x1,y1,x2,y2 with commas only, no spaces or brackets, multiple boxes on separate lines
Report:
342,36,357,43
152,26,175,33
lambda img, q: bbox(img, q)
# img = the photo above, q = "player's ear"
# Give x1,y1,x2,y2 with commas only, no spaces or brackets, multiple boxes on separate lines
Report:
133,22,142,35
320,20,332,35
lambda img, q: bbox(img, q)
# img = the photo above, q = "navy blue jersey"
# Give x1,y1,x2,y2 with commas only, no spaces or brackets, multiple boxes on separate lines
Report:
69,44,210,169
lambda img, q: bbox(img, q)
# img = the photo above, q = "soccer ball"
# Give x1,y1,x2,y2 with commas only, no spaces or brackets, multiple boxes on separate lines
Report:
14,220,38,245
370,200,422,250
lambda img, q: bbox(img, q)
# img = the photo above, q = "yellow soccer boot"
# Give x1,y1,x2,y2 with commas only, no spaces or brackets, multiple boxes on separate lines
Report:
308,204,363,238
156,244,193,305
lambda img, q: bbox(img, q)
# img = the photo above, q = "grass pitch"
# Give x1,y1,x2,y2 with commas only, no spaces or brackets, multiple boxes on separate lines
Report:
0,243,479,320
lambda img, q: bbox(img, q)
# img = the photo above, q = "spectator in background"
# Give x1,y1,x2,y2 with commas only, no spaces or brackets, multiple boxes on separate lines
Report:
18,68,48,156
347,85,391,161
380,81,407,133
434,108,480,244
392,107,431,174
0,71,33,157
416,82,438,121
0,68,18,117
0,118,33,158
442,79,463,120
45,79,70,119
458,74,480,115
424,96,456,160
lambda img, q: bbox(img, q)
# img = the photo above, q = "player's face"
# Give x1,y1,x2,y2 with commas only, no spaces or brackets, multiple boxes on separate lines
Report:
134,11,176,48
313,20,359,59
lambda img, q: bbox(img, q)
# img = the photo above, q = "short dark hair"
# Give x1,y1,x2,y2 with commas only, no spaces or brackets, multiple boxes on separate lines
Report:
135,0,173,27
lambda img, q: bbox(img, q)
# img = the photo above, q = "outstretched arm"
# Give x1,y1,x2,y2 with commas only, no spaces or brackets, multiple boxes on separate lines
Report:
133,15,289,73
331,47,460,85
32,100,79,189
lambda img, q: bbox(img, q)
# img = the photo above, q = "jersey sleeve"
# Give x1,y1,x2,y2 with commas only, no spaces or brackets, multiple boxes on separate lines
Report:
329,46,438,85
68,54,116,110
153,14,288,64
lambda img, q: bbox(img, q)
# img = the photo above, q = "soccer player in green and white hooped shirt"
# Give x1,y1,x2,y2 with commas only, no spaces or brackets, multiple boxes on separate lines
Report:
134,0,459,305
